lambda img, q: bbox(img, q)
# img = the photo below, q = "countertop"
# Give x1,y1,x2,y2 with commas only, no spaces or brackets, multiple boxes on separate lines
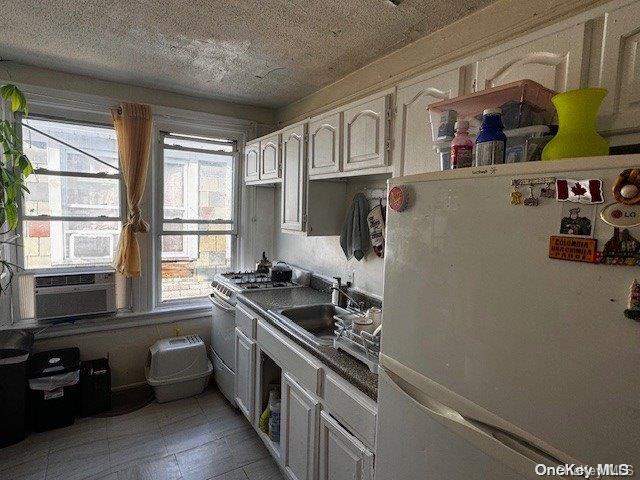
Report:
237,287,378,401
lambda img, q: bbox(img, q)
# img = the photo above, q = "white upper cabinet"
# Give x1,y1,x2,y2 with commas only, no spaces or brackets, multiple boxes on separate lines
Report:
281,373,320,480
343,93,391,172
600,1,640,131
260,134,281,181
393,68,462,176
318,411,373,480
475,24,587,92
308,112,342,177
244,140,260,183
281,123,307,232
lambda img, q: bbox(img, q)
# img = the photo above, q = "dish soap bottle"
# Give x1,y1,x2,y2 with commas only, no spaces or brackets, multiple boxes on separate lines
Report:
450,120,474,168
474,108,506,166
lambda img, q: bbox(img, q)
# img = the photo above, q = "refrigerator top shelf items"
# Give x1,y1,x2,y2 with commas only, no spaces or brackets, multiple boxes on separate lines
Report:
428,79,556,120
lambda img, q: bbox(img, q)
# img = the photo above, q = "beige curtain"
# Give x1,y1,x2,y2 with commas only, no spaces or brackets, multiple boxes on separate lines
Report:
111,103,152,277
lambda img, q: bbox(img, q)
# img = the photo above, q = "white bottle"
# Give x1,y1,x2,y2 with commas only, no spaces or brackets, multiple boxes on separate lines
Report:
268,390,281,443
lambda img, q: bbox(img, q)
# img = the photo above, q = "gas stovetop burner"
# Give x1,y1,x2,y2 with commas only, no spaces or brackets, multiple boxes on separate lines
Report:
216,271,297,291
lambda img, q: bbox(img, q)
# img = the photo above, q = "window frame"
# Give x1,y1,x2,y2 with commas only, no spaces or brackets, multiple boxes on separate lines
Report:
17,114,127,272
155,130,239,307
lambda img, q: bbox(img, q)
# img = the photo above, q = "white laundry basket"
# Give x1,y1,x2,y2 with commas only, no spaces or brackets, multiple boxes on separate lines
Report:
145,335,213,403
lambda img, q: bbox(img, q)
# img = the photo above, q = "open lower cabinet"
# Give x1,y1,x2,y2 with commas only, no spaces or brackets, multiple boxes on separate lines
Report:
254,349,283,460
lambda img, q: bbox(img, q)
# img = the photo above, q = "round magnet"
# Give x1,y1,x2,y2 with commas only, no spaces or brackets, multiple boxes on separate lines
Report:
388,185,408,212
600,202,640,228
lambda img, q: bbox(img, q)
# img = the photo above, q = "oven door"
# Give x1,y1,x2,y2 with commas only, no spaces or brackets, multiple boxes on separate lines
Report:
209,291,236,372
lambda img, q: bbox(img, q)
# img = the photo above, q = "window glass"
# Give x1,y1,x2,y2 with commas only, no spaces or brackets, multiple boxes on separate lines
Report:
24,175,120,218
162,150,233,221
22,118,119,174
21,117,122,270
160,234,232,301
23,220,121,269
160,133,236,303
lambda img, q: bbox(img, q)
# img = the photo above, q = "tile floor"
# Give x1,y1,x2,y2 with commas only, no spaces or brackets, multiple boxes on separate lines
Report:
0,387,285,480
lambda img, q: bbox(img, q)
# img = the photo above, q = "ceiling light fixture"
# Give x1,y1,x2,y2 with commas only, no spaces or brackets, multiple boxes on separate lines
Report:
387,0,403,5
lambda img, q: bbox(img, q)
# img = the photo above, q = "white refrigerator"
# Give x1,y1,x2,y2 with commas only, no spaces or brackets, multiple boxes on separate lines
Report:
376,155,640,479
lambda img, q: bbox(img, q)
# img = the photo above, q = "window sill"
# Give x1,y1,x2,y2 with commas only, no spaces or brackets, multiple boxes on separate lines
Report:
5,301,212,339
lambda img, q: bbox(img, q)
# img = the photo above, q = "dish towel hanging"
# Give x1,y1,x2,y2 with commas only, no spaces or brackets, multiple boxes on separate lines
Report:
340,192,370,261
367,203,385,258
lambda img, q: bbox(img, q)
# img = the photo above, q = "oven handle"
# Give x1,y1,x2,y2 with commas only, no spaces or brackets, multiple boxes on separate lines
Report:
209,293,235,313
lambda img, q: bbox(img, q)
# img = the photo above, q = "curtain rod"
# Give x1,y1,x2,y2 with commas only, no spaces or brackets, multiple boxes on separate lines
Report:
20,121,120,172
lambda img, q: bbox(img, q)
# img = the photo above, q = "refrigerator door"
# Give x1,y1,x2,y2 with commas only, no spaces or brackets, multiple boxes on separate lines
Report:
381,157,640,467
376,368,539,480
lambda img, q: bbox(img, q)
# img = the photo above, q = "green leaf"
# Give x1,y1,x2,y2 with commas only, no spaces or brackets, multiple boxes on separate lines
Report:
18,155,33,177
5,202,17,230
0,84,27,114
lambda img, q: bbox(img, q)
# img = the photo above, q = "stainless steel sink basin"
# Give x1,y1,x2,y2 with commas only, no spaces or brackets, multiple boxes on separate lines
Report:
269,304,349,347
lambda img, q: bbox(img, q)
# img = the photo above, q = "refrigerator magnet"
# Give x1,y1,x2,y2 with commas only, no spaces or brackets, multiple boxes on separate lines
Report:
600,202,640,228
548,236,598,263
624,279,640,321
613,169,640,205
388,186,408,212
558,203,596,237
556,179,604,204
599,227,640,266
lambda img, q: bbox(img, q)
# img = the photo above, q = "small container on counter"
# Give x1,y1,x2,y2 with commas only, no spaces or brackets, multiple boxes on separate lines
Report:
474,108,507,166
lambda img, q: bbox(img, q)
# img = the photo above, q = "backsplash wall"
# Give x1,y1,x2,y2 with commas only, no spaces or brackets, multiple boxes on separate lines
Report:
274,179,387,297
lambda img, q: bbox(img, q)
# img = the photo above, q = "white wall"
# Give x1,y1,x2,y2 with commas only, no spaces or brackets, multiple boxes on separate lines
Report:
274,179,387,297
34,316,211,390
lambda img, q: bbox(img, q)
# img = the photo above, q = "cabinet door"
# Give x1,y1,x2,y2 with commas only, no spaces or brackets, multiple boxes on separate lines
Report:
261,134,281,180
281,124,307,232
281,373,320,480
600,1,640,128
308,112,341,177
475,24,587,92
394,68,462,176
244,141,260,183
318,411,373,480
343,95,389,172
234,328,256,422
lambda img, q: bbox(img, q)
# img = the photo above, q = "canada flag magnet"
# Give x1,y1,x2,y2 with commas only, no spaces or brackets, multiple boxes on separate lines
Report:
555,179,604,204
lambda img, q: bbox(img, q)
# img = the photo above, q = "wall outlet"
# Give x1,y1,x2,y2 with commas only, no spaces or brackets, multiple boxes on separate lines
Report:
347,270,355,285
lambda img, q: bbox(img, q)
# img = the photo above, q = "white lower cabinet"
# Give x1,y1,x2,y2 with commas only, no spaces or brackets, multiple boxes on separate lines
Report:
281,372,320,480
234,327,256,422
318,411,374,480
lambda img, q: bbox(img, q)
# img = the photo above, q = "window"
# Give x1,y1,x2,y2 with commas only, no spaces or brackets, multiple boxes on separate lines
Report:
20,118,122,269
158,133,237,303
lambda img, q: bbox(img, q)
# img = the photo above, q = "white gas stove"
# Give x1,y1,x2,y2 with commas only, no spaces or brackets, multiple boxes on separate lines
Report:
209,270,298,405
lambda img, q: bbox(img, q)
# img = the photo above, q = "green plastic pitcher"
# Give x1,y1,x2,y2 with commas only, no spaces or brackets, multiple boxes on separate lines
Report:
542,87,609,160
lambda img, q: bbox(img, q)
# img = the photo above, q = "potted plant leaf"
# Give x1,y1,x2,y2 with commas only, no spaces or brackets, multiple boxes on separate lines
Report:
0,84,33,293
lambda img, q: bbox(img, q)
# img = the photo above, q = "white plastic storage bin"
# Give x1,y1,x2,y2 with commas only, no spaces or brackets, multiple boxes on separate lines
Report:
145,335,213,403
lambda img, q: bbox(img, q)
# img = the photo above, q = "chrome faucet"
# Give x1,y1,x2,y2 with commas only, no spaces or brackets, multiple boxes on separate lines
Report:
331,277,363,311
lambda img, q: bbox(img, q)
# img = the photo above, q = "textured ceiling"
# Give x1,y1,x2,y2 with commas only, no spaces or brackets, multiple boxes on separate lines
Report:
0,0,494,108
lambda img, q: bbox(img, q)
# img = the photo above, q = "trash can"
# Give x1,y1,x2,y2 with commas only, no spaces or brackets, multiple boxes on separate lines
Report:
0,330,34,447
145,335,212,403
80,358,111,417
28,347,80,432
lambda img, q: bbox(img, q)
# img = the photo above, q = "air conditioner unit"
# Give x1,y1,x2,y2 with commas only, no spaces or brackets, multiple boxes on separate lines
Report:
33,271,116,320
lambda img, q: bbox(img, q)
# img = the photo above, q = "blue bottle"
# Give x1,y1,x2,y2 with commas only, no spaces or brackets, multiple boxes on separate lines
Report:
474,108,507,166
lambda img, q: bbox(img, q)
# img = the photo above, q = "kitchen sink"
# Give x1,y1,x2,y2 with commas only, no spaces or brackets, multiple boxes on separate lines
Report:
269,304,349,347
